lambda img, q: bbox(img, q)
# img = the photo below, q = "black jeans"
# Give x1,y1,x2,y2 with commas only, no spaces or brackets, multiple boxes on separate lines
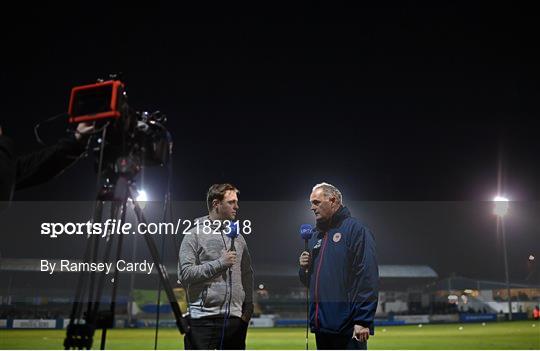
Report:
184,316,248,350
315,332,367,350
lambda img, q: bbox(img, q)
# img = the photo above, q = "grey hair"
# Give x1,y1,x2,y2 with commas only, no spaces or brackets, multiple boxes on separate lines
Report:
312,182,343,205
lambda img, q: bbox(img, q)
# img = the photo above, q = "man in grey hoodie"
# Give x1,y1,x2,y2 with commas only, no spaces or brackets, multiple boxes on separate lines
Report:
179,183,254,350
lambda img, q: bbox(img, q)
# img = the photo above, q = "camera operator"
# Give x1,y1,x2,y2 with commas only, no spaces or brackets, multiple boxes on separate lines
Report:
0,122,93,203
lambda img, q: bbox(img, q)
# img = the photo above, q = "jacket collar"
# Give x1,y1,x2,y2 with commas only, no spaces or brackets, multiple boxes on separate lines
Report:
316,205,351,232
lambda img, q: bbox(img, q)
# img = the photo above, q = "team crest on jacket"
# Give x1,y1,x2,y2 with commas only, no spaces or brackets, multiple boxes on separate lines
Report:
333,232,342,243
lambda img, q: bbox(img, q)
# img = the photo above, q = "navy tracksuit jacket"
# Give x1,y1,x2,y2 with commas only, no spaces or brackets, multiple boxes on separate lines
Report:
300,206,379,336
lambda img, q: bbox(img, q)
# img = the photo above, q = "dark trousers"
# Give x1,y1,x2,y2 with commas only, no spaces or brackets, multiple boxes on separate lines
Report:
184,316,248,350
315,332,367,350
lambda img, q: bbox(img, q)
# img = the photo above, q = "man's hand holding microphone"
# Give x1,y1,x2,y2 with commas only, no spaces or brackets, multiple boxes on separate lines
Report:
221,250,237,268
299,251,311,271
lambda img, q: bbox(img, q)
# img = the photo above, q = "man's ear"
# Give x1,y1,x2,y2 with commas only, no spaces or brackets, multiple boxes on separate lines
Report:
212,199,220,211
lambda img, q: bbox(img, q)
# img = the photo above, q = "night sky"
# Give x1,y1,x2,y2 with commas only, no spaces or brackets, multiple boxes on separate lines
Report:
1,3,539,282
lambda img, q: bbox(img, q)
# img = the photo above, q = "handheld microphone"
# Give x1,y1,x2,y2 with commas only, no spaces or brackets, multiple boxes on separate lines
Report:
299,223,313,350
222,221,239,349
300,224,314,251
225,221,239,251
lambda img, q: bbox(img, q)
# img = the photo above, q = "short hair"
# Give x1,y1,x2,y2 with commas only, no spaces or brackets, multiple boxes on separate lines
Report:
206,183,239,211
312,182,343,205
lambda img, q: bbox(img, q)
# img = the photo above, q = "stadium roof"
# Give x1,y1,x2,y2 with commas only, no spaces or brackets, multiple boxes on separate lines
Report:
428,276,540,290
253,263,438,278
379,265,438,278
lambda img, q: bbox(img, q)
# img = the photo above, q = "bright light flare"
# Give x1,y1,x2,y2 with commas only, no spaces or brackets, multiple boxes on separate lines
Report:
493,195,509,217
136,189,148,202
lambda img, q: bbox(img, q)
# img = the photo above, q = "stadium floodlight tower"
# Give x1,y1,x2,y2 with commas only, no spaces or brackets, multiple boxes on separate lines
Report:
493,195,512,321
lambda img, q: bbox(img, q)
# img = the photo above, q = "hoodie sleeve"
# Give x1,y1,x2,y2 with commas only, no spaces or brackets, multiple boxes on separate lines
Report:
178,232,229,285
349,223,379,334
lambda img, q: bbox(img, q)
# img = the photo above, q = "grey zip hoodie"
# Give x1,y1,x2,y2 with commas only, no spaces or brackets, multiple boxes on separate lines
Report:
178,216,254,320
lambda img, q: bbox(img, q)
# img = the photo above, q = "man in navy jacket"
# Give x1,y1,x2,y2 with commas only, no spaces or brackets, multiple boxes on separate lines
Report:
299,182,379,350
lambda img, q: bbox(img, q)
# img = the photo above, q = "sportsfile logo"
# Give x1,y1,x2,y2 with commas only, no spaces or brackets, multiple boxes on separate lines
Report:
40,219,253,238
41,220,132,238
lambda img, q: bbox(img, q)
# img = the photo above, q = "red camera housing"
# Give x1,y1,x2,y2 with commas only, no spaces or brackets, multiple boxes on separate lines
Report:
68,80,125,123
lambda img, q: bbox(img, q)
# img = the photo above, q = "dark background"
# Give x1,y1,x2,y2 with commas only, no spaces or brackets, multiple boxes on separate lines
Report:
1,2,538,282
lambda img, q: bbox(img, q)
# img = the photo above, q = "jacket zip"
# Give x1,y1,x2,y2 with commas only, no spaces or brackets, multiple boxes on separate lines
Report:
314,234,329,330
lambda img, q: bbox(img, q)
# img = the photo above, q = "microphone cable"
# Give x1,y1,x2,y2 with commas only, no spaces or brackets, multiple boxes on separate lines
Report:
33,112,67,146
219,227,235,350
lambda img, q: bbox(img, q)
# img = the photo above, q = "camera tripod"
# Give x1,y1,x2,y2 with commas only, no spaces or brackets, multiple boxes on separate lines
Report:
63,156,189,350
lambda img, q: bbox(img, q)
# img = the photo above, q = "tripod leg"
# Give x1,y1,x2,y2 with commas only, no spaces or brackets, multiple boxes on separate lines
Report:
153,233,166,350
100,196,129,349
64,199,104,350
77,201,120,351
89,202,120,322
100,328,108,351
154,189,175,349
85,222,101,315
86,201,117,324
129,186,190,335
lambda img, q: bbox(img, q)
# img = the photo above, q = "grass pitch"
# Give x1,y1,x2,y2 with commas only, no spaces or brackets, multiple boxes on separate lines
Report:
0,321,538,349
